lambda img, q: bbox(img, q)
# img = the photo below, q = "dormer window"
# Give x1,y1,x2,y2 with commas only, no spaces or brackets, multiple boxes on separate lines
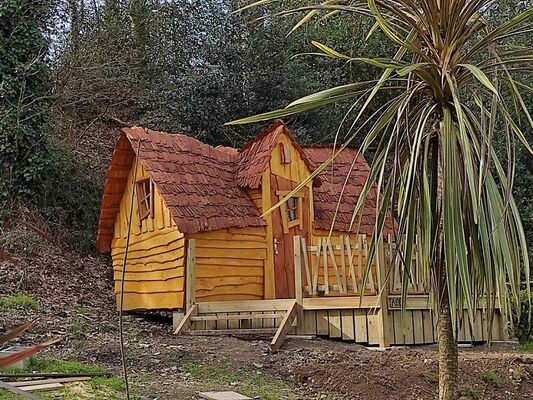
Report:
136,177,154,222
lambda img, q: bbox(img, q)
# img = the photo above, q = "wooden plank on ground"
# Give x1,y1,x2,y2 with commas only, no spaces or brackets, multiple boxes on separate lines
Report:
18,383,63,392
271,301,298,350
9,377,91,387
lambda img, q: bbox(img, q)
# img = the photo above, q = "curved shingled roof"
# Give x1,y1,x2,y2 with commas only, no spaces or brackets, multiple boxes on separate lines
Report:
96,127,265,252
302,146,395,235
97,122,393,252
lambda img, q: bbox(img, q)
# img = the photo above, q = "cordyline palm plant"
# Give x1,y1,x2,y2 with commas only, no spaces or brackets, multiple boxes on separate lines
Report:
227,1,533,398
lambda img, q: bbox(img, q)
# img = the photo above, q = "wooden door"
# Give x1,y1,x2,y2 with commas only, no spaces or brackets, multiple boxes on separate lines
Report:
270,174,310,299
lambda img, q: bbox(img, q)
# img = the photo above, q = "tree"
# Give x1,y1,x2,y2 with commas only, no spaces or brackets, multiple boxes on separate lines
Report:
228,1,533,399
0,0,54,204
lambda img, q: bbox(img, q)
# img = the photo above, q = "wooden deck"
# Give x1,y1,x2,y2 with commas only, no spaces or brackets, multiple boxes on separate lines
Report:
174,236,508,349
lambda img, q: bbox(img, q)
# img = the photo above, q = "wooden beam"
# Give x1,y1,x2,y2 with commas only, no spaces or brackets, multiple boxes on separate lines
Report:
271,300,298,350
300,237,312,295
174,304,198,334
185,239,196,311
197,299,294,313
376,233,390,347
303,296,381,310
190,313,283,322
293,237,304,334
185,328,277,336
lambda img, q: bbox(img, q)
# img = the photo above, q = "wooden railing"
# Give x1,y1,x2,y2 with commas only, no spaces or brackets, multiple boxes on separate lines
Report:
294,235,379,297
294,234,430,298
385,234,428,295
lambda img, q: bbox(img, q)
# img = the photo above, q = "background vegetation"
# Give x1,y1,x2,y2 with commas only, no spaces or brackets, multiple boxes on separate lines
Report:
1,0,531,287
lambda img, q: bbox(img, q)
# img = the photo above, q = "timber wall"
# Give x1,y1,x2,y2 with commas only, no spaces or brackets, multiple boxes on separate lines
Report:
112,162,185,310
186,226,268,302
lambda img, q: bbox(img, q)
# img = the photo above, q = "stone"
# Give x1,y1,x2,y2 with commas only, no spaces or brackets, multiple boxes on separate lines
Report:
199,391,252,400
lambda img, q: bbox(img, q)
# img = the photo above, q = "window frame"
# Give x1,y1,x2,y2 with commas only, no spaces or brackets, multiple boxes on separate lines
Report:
135,177,154,223
279,142,291,164
276,190,304,233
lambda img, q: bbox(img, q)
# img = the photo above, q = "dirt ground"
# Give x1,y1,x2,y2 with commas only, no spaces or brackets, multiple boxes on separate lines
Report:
1,226,532,399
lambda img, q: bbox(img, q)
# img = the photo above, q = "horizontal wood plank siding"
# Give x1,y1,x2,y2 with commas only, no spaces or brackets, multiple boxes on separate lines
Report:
187,226,267,302
112,162,185,311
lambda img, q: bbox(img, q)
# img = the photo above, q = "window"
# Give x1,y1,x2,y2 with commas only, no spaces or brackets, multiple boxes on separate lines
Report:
277,190,304,233
286,197,298,222
279,143,291,164
136,177,153,222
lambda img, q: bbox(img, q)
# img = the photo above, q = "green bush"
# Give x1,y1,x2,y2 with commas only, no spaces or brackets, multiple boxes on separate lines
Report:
511,289,533,342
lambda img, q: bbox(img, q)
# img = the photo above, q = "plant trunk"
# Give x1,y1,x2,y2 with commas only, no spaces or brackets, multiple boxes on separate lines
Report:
438,284,458,400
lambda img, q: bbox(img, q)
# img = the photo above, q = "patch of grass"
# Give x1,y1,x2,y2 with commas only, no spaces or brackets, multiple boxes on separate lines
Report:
480,370,504,387
71,319,89,336
459,387,477,399
421,370,438,384
25,357,104,374
0,293,38,311
0,358,122,400
76,306,91,315
89,376,124,391
183,361,295,400
518,341,533,352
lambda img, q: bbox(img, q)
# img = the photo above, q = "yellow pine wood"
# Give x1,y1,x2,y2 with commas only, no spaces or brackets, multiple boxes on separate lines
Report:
112,228,183,251
113,267,184,282
192,247,267,260
115,277,183,294
112,256,184,271
195,240,267,249
195,266,263,278
112,160,185,311
111,247,185,262
195,257,264,266
117,292,184,311
196,293,263,302
187,230,266,242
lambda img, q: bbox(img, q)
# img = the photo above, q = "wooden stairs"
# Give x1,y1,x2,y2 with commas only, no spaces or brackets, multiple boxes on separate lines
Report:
174,299,298,350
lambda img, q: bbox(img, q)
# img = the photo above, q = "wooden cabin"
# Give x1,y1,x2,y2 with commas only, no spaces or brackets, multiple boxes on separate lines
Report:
97,121,507,348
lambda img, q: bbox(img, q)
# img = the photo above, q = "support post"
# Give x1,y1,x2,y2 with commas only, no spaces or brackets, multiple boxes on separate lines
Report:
293,236,304,334
376,234,391,347
186,239,196,312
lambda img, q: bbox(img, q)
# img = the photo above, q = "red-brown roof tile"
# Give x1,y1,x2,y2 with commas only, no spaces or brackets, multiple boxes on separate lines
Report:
302,146,394,235
236,121,318,188
96,128,265,251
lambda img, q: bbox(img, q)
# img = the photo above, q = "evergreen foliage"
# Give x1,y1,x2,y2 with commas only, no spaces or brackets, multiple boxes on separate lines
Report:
0,0,54,203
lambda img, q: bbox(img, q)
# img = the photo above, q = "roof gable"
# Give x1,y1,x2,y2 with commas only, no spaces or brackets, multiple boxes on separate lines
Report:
235,121,318,188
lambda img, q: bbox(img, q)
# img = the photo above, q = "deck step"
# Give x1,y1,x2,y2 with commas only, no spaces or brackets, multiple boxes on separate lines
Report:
184,328,278,336
190,313,282,322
